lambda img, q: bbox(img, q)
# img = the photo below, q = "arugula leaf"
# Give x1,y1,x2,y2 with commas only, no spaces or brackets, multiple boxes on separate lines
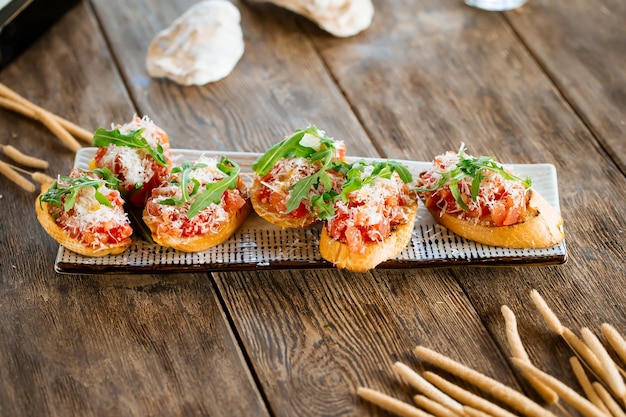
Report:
339,159,413,202
251,125,336,176
93,127,167,167
39,173,114,213
159,161,208,206
415,143,532,210
186,157,240,219
284,147,335,213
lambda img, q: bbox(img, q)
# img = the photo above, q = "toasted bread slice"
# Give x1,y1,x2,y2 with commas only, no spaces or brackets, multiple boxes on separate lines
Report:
429,190,564,248
320,202,417,272
250,177,318,229
144,201,251,252
35,182,133,257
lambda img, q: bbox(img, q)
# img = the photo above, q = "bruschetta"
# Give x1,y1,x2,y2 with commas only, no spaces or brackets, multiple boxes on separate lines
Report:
36,168,133,257
142,156,250,252
250,125,346,229
415,144,564,248
319,160,418,272
90,115,173,207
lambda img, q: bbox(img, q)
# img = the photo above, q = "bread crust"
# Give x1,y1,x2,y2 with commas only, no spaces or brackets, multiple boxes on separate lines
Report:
429,190,564,248
249,177,318,229
35,183,132,257
319,202,417,272
144,201,251,252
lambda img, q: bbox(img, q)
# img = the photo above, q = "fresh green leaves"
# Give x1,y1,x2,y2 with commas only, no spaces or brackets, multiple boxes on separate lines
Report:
93,127,167,167
307,159,413,221
251,126,337,176
39,168,119,213
415,143,532,211
285,147,336,214
159,157,240,219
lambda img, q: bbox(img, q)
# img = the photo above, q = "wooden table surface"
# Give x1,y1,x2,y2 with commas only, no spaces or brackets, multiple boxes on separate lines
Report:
1,0,625,416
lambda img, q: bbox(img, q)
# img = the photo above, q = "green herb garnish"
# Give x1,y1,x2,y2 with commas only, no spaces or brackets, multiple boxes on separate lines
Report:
415,143,532,211
309,159,413,221
251,126,337,176
93,127,167,167
159,157,240,219
39,171,116,213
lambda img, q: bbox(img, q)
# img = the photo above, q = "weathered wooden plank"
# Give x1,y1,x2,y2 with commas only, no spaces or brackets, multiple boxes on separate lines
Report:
506,0,626,175
0,3,267,416
89,0,379,156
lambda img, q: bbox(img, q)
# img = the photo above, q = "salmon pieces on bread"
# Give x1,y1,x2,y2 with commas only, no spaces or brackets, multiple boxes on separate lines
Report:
319,160,418,272
35,168,133,257
90,115,173,207
142,156,250,252
415,144,564,249
250,125,346,229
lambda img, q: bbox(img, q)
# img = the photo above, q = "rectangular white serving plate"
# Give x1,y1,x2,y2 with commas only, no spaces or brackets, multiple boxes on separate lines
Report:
54,148,567,274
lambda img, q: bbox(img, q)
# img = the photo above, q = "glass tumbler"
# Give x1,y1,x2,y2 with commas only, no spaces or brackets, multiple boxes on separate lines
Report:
465,0,527,11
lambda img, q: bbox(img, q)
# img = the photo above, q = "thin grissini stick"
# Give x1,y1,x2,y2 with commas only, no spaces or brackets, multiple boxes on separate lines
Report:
393,362,465,415
570,356,611,416
0,160,35,192
581,327,626,402
530,290,564,335
602,323,626,366
593,382,626,417
356,387,435,417
422,371,519,417
0,83,82,151
413,394,462,417
462,406,494,417
31,171,55,185
501,305,559,404
561,328,608,382
512,358,606,417
1,144,49,169
0,97,92,143
414,346,555,417
33,107,82,152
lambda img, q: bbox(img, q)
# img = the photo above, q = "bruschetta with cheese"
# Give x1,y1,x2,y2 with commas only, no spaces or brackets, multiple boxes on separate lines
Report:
142,156,250,252
90,115,173,207
319,160,418,272
36,168,133,257
250,125,346,229
415,144,564,248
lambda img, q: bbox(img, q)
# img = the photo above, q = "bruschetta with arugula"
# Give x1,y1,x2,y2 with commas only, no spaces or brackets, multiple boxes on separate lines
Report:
142,156,250,252
415,144,564,248
250,126,346,229
319,159,418,272
90,115,173,207
36,168,133,257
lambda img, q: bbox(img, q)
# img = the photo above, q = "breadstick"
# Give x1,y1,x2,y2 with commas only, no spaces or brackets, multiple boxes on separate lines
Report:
512,358,606,417
501,305,559,404
1,145,49,169
423,371,518,417
570,356,611,415
602,323,626,365
33,107,82,152
593,382,626,417
0,97,92,143
0,160,35,192
357,387,435,417
413,395,462,417
0,83,83,151
393,362,465,415
530,290,564,335
414,346,555,417
31,172,55,185
581,327,626,401
562,328,608,382
462,406,494,417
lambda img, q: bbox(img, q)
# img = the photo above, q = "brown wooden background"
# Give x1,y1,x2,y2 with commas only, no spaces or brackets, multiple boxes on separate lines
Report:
1,0,624,416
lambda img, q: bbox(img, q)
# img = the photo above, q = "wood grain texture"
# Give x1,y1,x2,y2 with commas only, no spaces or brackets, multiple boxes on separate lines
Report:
1,0,625,416
89,0,379,157
0,2,268,416
505,0,626,175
